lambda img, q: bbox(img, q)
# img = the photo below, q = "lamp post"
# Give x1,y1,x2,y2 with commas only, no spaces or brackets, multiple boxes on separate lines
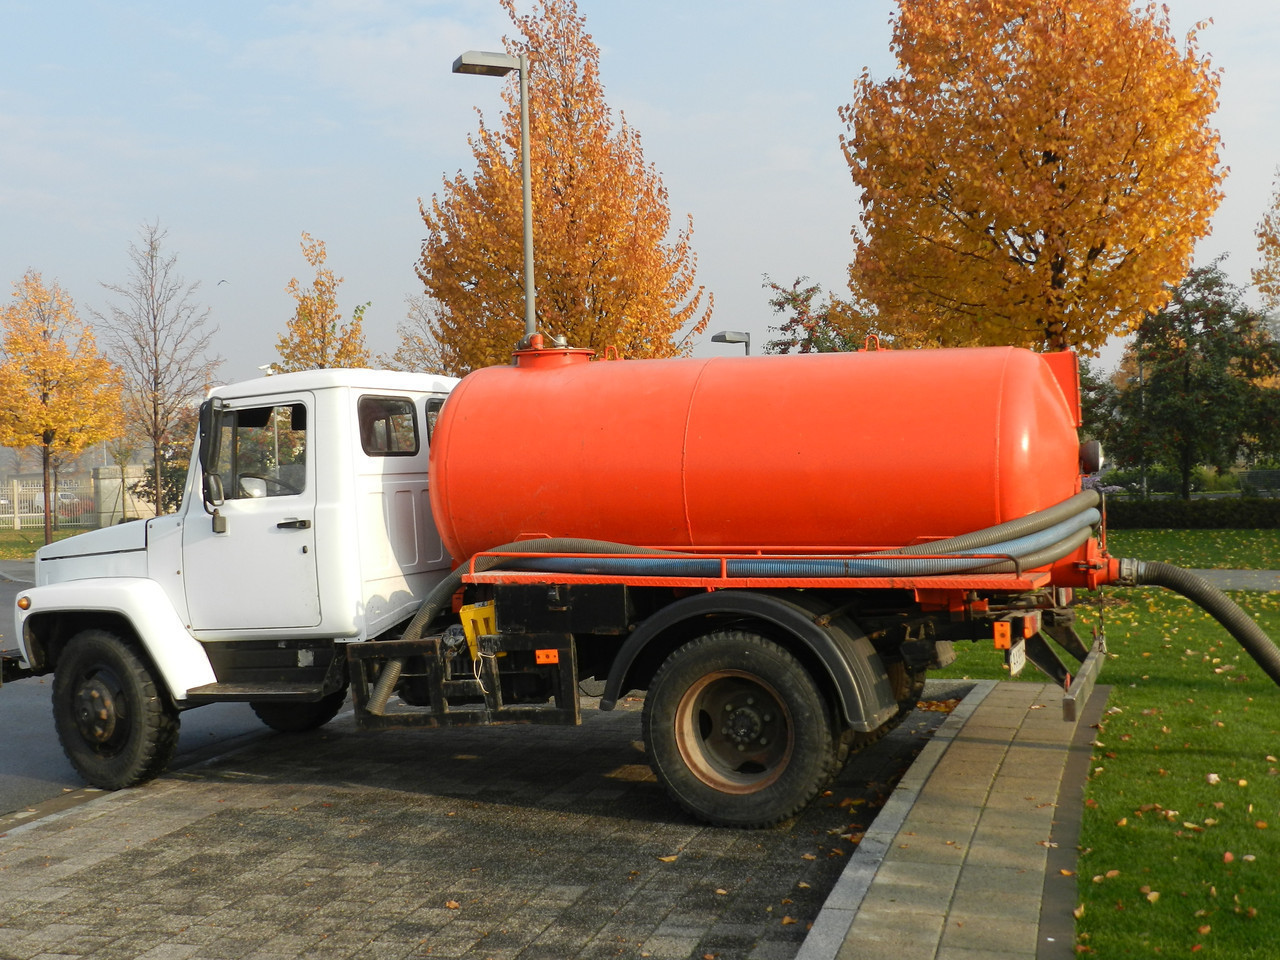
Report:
712,330,751,355
453,49,536,344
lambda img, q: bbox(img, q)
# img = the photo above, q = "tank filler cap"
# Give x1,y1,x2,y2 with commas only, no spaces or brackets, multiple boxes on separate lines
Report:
512,334,595,369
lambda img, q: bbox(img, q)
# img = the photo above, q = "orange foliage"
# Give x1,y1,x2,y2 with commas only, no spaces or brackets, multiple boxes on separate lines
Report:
0,271,123,542
415,0,711,375
1254,171,1280,313
841,0,1224,352
276,233,371,373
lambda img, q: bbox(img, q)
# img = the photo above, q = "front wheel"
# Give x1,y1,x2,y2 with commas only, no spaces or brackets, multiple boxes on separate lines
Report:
52,630,180,790
642,631,837,828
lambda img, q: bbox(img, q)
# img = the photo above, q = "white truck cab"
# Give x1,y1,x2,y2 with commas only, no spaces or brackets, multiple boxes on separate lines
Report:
9,368,456,788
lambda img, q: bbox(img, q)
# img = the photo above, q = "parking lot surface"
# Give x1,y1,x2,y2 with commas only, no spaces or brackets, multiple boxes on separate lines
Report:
0,695,948,960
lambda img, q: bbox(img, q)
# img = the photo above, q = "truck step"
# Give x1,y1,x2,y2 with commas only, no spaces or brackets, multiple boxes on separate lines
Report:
185,682,327,703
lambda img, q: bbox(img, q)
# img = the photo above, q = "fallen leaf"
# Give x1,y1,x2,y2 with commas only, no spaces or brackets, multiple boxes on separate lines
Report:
715,889,728,896
1060,869,1076,877
781,916,797,925
1224,852,1235,864
1207,773,1221,785
657,855,679,863
800,853,817,861
1146,891,1160,904
445,900,460,910
1073,903,1086,919
1198,925,1212,935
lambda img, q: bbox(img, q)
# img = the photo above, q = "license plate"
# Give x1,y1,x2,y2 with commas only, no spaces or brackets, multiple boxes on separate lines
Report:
1006,637,1026,678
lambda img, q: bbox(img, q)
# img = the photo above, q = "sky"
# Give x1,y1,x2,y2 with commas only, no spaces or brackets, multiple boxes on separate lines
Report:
2,0,1279,384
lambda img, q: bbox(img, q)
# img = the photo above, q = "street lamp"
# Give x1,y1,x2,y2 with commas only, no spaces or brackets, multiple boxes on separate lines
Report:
712,330,751,355
453,49,536,344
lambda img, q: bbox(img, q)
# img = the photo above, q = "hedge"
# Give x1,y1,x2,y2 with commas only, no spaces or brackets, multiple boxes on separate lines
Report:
1104,496,1280,529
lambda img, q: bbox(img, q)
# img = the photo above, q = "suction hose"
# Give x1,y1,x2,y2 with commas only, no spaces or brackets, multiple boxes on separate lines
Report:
1134,560,1280,688
400,492,1102,642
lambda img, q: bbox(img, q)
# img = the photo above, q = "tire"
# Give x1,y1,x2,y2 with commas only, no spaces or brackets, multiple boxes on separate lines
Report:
642,631,837,828
250,687,348,733
52,629,180,790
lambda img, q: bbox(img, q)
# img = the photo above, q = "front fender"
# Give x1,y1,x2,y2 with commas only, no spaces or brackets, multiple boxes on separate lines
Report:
17,577,217,701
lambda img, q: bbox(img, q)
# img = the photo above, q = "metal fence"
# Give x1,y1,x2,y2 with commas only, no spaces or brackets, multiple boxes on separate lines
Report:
2,478,99,531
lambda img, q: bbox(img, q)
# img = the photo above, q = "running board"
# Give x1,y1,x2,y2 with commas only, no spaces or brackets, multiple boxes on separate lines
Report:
185,682,326,703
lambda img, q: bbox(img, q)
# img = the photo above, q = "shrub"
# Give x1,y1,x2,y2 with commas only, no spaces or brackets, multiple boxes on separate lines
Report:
1105,496,1280,529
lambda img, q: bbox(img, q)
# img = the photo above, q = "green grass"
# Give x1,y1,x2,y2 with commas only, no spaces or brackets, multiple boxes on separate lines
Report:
1106,529,1280,570
1072,589,1280,956
0,528,83,560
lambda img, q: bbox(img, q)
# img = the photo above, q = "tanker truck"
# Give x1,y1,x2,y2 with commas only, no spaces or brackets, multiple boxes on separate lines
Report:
6,339,1280,827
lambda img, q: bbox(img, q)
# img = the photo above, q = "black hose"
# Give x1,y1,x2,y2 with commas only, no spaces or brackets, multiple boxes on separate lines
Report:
895,489,1100,556
1136,560,1280,687
401,496,1103,640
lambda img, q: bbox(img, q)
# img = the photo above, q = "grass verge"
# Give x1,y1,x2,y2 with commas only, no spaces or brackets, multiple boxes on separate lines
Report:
0,528,82,560
1105,528,1280,570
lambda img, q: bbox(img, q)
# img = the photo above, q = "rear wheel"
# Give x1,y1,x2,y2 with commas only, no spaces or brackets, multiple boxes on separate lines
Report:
251,687,348,732
643,631,837,828
52,629,180,790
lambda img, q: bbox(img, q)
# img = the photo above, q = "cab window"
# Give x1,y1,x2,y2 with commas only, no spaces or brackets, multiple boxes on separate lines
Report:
214,403,307,498
358,396,419,457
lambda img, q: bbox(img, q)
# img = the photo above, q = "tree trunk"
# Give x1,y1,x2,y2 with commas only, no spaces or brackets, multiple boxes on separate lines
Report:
41,442,53,545
153,447,162,517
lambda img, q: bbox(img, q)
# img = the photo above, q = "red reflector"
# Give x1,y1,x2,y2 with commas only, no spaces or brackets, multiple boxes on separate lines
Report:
536,649,559,665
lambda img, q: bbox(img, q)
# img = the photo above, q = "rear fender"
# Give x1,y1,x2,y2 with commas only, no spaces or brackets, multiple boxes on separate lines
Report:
600,590,899,732
17,578,217,701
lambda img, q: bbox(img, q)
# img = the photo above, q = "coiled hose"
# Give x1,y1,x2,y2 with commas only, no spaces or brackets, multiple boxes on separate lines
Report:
400,492,1101,643
1135,561,1280,687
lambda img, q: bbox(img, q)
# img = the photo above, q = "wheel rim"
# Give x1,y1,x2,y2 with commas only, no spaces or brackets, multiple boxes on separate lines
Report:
70,665,131,756
673,670,794,794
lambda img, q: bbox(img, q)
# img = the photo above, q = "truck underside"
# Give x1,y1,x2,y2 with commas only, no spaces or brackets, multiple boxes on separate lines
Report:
337,560,1105,826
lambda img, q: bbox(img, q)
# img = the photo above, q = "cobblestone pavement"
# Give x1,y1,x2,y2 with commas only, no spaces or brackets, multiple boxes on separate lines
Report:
0,697,949,960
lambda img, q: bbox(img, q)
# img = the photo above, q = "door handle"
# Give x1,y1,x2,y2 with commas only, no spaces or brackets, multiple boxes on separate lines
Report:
277,519,312,529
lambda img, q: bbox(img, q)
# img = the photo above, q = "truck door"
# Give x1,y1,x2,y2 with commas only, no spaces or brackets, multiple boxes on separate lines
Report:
182,397,321,631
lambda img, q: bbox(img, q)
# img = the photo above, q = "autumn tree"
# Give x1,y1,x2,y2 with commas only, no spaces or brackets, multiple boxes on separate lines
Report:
97,221,221,515
841,0,1224,352
762,277,874,355
414,0,711,375
0,272,123,543
1254,170,1280,313
276,232,371,372
1108,263,1280,499
384,295,448,374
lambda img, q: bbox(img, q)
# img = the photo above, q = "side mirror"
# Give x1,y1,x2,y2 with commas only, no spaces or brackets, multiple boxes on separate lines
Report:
198,398,227,531
197,397,224,483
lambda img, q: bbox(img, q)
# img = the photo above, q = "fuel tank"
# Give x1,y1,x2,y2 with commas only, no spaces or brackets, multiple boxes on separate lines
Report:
428,342,1085,561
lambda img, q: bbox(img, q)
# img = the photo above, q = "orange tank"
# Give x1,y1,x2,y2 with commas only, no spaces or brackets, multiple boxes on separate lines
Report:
428,343,1085,562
